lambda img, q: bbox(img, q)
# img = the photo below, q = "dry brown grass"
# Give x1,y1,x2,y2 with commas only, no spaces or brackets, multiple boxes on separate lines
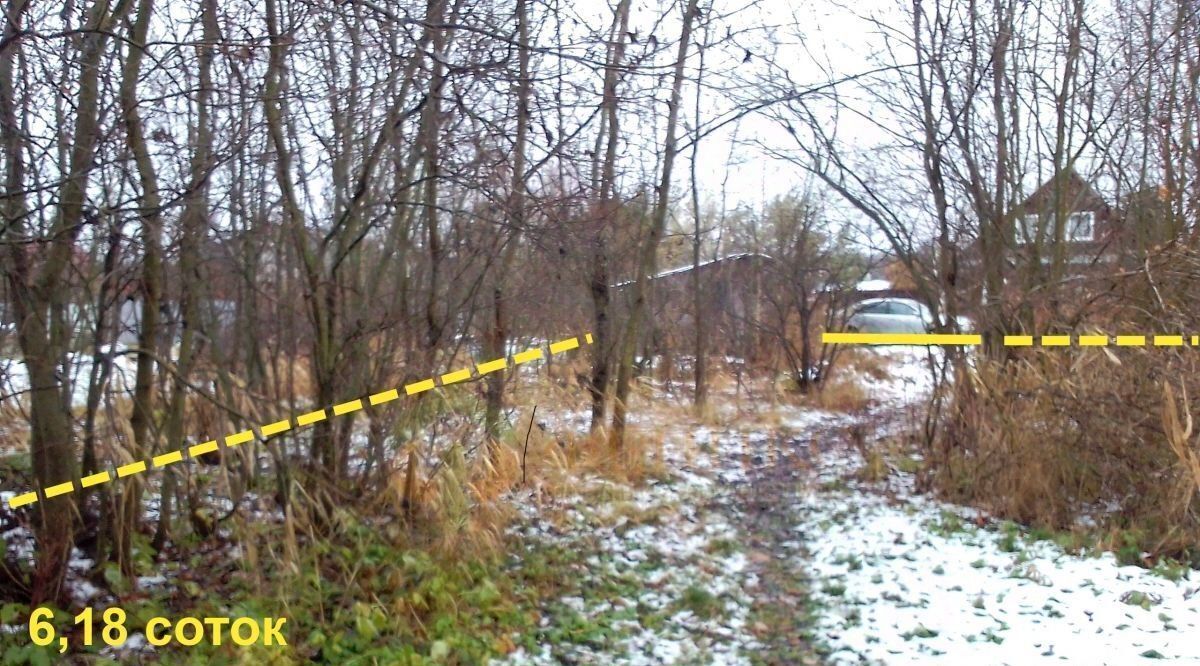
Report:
940,334,1200,558
581,427,668,485
366,367,684,560
408,421,665,559
1160,383,1200,522
811,374,870,412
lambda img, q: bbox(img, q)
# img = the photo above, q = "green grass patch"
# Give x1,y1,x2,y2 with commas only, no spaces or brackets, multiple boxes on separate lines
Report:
677,585,722,620
705,538,740,558
901,624,938,639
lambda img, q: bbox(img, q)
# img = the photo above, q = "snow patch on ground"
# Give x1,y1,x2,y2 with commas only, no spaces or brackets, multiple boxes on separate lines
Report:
800,478,1200,664
496,408,764,665
800,347,1200,665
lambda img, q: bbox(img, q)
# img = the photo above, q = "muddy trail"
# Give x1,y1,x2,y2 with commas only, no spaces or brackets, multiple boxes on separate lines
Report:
496,351,932,665
711,409,885,665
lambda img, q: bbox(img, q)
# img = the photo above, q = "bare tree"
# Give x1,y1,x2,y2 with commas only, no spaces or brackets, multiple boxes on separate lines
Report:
611,0,702,448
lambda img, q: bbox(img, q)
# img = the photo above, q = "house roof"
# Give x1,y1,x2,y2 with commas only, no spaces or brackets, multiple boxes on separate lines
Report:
1019,167,1108,214
610,252,773,288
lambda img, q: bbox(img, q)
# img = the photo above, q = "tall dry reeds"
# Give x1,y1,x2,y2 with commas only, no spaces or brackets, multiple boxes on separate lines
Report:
937,244,1200,560
1160,382,1200,524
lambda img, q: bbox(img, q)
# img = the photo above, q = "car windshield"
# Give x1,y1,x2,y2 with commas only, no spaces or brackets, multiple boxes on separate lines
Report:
857,300,920,316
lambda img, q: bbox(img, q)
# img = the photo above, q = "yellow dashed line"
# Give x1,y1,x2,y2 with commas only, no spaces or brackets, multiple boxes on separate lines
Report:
189,440,219,457
441,368,472,385
7,332,593,509
476,358,507,375
261,419,291,436
44,481,74,498
550,337,579,354
296,409,327,426
369,389,399,406
824,331,1200,348
117,461,147,478
9,492,38,508
332,399,363,416
225,430,255,447
153,450,183,468
80,471,110,488
513,348,543,364
405,378,435,395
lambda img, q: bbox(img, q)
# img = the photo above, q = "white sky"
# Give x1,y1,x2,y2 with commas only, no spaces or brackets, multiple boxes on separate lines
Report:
678,0,899,251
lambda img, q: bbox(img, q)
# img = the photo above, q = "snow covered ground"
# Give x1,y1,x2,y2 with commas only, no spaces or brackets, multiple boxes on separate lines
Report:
493,351,935,664
499,473,762,665
800,482,1200,664
496,410,767,665
498,345,1200,664
795,348,1200,665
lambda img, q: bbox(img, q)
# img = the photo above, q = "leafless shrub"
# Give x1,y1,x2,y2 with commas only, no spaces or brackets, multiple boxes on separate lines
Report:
939,245,1200,559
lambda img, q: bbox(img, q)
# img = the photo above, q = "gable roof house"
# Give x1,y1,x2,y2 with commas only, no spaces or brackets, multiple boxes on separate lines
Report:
1012,168,1118,271
950,167,1182,317
1012,168,1180,274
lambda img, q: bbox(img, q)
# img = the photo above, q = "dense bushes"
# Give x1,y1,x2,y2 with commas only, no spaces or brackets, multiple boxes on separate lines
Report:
935,246,1200,563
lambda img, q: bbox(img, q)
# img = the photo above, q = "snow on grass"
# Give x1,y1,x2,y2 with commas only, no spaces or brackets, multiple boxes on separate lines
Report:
496,408,763,665
801,347,1200,664
499,525,760,663
856,346,942,403
799,476,1200,664
499,476,761,664
735,341,1200,665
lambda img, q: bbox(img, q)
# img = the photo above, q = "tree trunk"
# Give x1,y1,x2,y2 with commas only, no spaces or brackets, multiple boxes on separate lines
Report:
2,0,129,604
588,0,632,432
421,0,448,356
485,0,531,442
154,0,217,550
120,0,163,576
689,21,709,409
611,0,700,447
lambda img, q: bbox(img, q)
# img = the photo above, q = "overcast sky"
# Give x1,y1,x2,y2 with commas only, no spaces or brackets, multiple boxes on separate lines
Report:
578,0,909,258
672,0,1138,260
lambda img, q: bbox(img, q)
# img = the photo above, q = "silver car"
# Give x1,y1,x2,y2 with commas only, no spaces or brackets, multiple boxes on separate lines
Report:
845,298,934,334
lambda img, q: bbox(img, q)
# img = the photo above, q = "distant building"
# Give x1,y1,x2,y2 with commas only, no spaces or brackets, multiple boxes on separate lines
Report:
954,168,1177,308
612,252,773,365
1012,168,1180,269
1012,168,1119,268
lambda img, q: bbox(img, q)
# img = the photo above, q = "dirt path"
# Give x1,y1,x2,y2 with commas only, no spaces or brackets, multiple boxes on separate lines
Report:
693,362,916,665
728,428,823,665
497,362,913,665
712,405,890,665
